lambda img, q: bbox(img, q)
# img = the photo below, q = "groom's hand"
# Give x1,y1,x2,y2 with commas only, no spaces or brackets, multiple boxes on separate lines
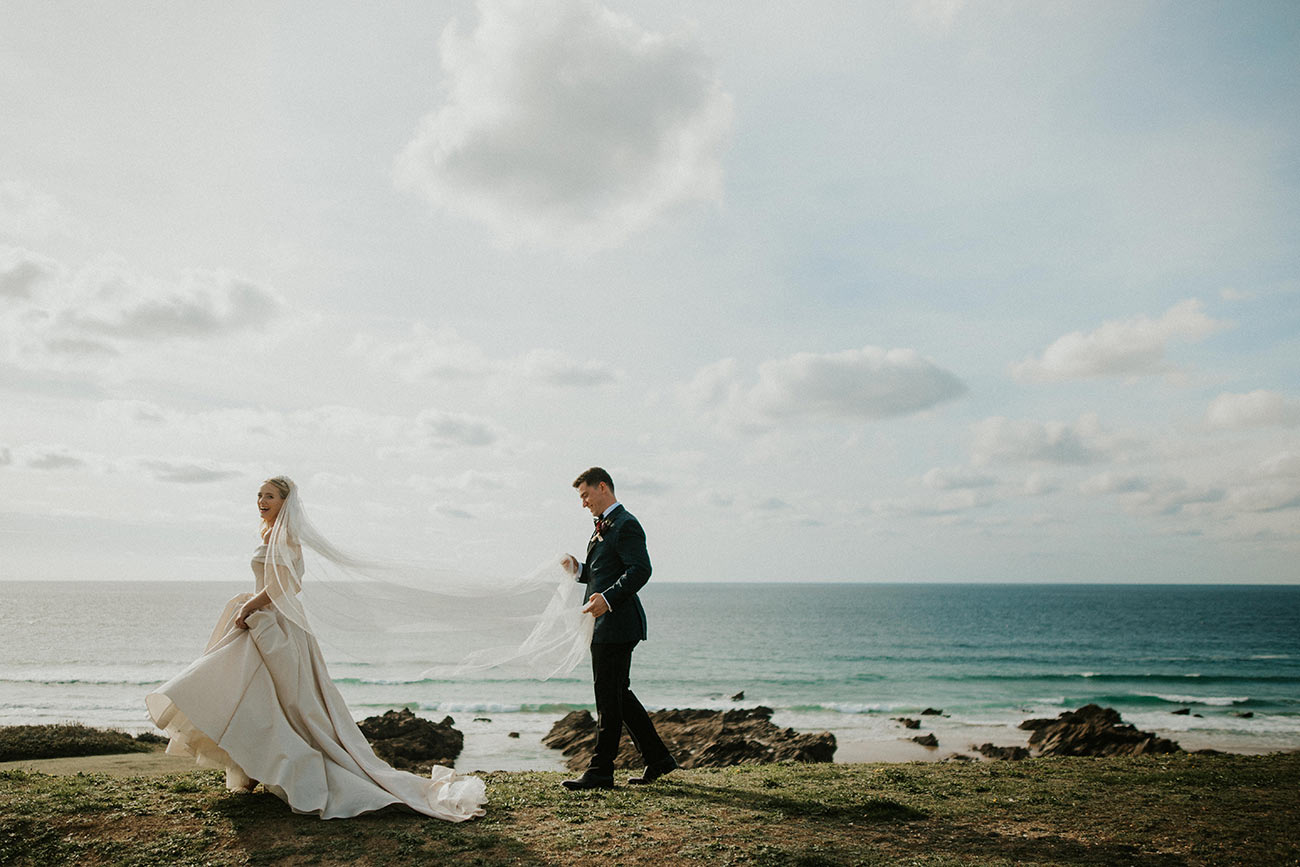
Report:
561,554,579,575
581,594,609,617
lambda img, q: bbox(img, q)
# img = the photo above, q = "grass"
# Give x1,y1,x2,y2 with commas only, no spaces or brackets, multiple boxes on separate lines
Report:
2,752,1298,865
0,724,160,762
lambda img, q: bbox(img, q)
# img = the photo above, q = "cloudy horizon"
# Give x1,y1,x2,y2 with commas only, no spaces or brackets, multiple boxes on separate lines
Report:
2,1,1297,584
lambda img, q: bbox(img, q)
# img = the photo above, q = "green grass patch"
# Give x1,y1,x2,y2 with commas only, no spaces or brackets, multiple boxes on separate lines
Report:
0,724,156,762
1,754,1297,865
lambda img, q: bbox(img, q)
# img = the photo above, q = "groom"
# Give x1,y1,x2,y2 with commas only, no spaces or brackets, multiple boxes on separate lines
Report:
560,467,676,790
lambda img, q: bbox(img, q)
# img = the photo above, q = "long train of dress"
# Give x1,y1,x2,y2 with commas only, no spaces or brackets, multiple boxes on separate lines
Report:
146,551,486,821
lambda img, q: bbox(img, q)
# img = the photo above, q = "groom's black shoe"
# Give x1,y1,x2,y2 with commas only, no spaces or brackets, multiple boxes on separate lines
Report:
628,755,677,785
561,772,615,791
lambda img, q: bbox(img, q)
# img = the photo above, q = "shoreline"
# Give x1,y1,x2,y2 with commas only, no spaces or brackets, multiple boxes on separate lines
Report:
3,718,1295,779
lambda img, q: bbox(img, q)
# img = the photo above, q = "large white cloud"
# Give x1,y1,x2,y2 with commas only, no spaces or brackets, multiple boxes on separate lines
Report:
684,347,966,429
1206,390,1300,430
396,0,732,250
1012,299,1225,382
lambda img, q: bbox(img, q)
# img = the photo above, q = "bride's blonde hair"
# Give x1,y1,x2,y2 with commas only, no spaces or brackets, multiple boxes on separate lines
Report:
263,476,292,499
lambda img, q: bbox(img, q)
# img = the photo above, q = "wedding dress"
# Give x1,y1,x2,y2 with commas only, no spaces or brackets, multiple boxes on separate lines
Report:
145,545,487,821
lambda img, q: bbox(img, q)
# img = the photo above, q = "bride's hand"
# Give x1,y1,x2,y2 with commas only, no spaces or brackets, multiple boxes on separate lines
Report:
235,605,256,630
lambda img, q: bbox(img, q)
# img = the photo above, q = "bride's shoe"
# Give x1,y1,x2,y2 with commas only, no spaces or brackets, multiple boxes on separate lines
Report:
225,766,257,793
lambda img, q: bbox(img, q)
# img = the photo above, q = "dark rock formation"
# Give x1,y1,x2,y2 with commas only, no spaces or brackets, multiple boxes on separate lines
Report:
542,707,836,772
358,708,464,772
893,717,921,729
912,733,939,748
731,690,745,701
1233,712,1254,719
921,708,944,716
1018,704,1182,757
508,732,520,738
1172,708,1191,715
975,742,1030,761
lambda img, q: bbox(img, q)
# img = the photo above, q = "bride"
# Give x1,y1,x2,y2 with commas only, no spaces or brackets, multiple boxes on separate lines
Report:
147,476,513,821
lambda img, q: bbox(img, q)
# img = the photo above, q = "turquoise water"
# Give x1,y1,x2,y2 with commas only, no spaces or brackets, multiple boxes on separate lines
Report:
2,581,1297,769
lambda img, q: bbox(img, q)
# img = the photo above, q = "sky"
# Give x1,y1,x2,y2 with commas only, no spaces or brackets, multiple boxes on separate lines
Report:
1,0,1297,584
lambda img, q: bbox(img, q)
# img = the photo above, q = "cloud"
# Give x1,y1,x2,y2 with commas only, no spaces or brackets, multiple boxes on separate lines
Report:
19,446,89,471
61,263,283,341
417,409,501,447
911,0,969,30
396,0,732,250
971,413,1137,466
872,488,992,518
1080,471,1225,516
1011,299,1226,382
517,349,619,387
1206,390,1300,430
0,246,58,300
1023,472,1059,497
352,325,492,381
611,470,671,496
1,251,285,377
352,324,619,387
433,504,477,520
921,466,996,490
1256,451,1300,479
1078,471,1153,496
683,347,966,429
0,181,66,239
135,459,244,484
407,470,510,493
1220,452,1300,514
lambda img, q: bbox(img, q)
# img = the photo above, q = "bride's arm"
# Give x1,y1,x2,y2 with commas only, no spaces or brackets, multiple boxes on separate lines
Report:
235,590,271,629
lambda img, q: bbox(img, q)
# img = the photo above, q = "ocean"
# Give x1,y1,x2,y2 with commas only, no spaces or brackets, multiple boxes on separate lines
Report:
2,581,1297,770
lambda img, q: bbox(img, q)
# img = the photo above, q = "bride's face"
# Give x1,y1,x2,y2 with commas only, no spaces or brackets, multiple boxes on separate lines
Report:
258,483,285,525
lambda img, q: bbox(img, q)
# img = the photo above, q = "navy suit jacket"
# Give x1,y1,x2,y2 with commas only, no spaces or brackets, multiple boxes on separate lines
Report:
578,504,651,644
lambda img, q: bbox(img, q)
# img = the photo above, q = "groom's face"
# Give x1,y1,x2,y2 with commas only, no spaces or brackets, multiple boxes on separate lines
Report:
577,481,614,517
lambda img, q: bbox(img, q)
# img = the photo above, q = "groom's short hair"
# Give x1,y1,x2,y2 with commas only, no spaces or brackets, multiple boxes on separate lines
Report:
573,467,614,494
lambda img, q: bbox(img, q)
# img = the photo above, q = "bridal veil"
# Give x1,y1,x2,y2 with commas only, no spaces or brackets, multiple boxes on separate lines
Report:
260,476,592,679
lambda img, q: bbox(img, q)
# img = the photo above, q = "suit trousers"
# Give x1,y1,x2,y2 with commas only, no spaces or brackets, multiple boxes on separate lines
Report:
588,640,670,775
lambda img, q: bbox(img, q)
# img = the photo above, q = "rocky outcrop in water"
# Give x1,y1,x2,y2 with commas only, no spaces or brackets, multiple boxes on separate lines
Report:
358,708,464,772
543,707,836,772
1018,704,1182,757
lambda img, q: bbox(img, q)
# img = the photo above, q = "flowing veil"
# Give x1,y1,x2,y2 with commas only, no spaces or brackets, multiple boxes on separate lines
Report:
260,477,592,680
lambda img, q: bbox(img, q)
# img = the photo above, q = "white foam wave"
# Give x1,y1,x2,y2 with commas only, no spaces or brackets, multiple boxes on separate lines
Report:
1147,693,1249,706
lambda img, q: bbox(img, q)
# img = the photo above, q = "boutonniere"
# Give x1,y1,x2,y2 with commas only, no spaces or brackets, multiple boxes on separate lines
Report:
593,517,613,540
